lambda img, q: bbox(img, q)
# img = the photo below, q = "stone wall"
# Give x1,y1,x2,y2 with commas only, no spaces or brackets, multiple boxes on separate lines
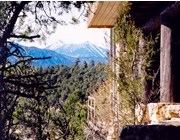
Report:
136,103,180,125
120,103,180,140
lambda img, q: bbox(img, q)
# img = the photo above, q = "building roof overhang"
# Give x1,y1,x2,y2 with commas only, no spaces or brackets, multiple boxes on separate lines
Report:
87,1,175,31
87,1,122,28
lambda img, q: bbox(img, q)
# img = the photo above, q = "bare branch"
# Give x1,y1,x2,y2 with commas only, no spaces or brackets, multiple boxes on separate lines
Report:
10,34,40,39
4,56,51,70
1,2,30,42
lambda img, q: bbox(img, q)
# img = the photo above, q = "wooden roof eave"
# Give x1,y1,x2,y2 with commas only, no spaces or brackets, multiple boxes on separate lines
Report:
87,1,123,28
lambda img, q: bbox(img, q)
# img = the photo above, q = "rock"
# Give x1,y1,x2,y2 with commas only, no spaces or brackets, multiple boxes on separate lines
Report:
102,128,108,135
148,103,164,124
108,126,114,135
135,103,180,125
96,121,102,128
163,104,180,119
107,135,112,140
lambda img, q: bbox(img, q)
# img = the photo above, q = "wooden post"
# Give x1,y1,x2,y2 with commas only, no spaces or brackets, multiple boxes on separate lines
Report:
139,38,149,103
160,24,173,102
87,96,95,124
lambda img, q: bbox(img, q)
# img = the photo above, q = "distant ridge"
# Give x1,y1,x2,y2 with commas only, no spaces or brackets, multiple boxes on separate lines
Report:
16,45,74,66
16,41,109,67
47,41,109,64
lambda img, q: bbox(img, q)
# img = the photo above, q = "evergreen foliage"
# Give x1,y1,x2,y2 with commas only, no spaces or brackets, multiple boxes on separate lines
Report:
11,62,106,139
0,1,95,139
113,12,159,125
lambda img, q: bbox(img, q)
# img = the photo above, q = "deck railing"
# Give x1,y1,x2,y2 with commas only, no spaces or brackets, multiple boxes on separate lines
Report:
87,96,95,124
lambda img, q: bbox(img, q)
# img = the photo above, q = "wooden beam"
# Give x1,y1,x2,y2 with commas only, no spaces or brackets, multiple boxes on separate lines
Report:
160,2,180,28
141,2,180,33
87,25,113,28
142,14,160,33
160,24,173,102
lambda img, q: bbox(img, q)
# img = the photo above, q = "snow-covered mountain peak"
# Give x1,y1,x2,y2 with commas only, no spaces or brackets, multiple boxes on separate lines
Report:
46,40,64,50
12,42,109,67
49,41,108,58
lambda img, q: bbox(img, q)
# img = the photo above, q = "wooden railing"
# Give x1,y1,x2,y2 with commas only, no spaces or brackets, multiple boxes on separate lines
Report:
87,96,95,124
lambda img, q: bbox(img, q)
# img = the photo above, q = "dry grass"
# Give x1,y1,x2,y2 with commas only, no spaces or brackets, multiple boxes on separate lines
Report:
90,80,112,124
88,80,134,139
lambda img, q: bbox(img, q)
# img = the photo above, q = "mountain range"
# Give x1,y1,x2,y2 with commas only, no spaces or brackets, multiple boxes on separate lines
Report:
17,41,109,67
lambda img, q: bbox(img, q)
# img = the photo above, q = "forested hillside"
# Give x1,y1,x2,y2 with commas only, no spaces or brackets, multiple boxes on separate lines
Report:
0,1,107,139
11,60,107,139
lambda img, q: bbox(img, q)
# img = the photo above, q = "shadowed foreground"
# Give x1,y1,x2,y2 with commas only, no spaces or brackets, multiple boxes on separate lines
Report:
120,125,180,140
